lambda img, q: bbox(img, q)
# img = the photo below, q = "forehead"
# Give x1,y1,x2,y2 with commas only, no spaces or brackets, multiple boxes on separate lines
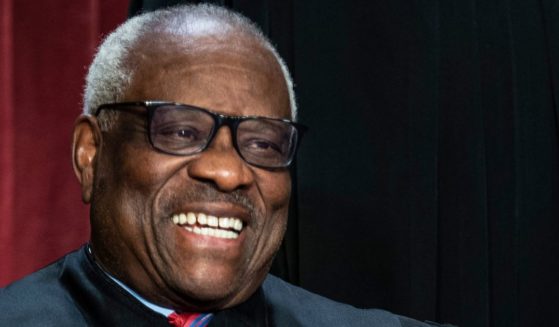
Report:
123,35,291,119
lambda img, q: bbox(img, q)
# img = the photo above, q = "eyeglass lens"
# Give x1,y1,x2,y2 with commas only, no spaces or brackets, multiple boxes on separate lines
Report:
150,105,298,168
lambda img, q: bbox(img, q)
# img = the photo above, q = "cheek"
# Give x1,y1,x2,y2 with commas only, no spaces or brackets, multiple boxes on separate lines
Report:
240,171,291,285
255,170,291,244
108,140,177,194
258,170,291,211
96,139,184,233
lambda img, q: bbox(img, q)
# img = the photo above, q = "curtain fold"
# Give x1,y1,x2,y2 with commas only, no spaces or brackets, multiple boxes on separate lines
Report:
0,0,128,287
291,1,559,326
406,0,440,320
437,1,490,325
541,0,559,161
0,0,15,285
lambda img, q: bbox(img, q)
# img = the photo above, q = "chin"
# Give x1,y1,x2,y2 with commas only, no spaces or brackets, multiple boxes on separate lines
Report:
167,267,249,309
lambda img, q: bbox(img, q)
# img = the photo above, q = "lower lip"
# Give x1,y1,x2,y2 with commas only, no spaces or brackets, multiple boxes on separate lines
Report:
174,225,246,250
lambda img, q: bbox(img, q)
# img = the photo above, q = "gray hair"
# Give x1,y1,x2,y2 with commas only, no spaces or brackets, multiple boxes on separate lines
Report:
83,4,297,125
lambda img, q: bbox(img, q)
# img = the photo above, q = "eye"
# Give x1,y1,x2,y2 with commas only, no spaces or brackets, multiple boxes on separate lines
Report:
244,138,282,153
158,125,201,142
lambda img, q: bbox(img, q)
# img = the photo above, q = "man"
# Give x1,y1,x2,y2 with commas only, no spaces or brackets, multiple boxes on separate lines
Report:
0,4,448,327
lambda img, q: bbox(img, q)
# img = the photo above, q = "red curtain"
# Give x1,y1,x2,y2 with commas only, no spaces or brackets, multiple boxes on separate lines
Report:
0,0,129,287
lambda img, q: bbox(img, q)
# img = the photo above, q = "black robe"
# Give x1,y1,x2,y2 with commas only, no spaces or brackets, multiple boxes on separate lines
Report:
0,246,445,326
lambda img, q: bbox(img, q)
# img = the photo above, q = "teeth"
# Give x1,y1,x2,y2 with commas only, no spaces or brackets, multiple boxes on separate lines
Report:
186,212,196,225
191,227,238,239
197,213,207,225
208,215,219,227
171,212,244,239
179,213,187,225
219,217,230,228
233,219,243,231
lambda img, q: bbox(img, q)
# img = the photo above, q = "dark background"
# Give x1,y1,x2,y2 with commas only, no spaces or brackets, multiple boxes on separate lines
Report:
129,1,559,326
1,1,557,327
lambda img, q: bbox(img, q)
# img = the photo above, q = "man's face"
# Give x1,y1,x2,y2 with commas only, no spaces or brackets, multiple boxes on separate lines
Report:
84,36,292,310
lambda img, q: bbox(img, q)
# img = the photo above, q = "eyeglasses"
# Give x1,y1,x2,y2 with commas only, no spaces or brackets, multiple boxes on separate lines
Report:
95,101,307,169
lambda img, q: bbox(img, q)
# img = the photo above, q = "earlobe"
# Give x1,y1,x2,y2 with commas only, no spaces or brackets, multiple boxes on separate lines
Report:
72,115,101,203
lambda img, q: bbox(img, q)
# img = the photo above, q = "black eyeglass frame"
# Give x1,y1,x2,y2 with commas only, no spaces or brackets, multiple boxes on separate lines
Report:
95,101,307,169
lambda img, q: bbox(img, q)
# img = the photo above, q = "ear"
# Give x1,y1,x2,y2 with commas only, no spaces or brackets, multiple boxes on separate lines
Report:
72,115,102,203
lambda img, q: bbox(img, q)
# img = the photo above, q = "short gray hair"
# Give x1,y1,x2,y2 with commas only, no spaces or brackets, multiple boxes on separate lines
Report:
83,4,297,124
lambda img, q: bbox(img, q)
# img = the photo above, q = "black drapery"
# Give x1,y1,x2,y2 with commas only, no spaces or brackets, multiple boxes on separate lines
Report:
129,1,559,326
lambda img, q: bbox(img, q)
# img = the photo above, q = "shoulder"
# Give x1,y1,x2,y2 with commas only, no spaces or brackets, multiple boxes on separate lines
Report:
398,316,457,327
262,275,449,327
0,249,86,325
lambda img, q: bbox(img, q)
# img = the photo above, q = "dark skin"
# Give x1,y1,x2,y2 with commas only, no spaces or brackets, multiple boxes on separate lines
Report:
72,34,292,311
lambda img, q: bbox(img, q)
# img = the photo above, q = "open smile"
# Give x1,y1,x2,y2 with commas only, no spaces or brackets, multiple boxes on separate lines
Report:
171,212,244,239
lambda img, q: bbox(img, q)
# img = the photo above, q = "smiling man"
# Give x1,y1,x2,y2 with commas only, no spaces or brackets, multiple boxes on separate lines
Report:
0,4,447,327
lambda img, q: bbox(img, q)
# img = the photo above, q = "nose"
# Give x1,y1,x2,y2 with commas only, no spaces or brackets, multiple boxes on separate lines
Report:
187,126,254,192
